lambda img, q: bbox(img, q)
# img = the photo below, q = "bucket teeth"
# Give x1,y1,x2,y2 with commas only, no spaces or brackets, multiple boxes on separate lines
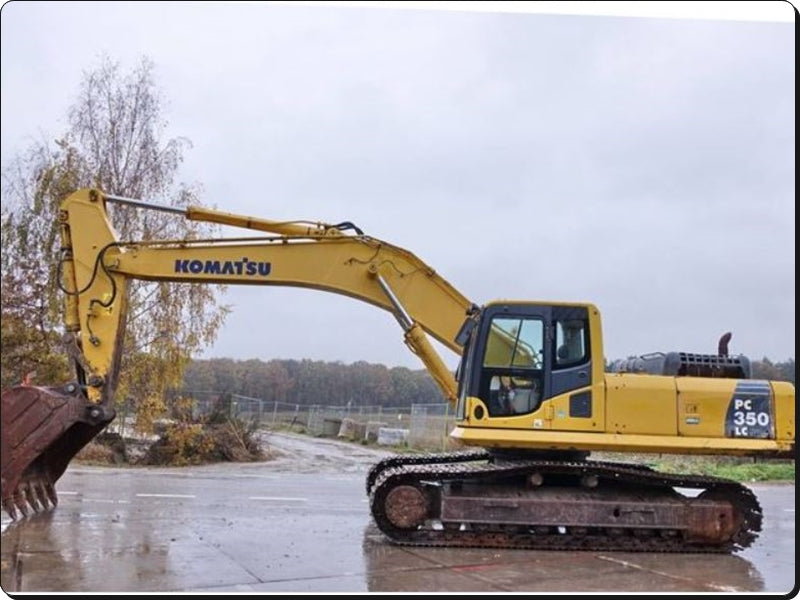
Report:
45,481,59,507
36,479,54,510
26,482,43,513
13,489,30,519
2,498,19,521
1,477,60,519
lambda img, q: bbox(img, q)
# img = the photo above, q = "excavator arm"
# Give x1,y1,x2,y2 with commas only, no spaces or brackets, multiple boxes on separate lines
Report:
1,188,475,518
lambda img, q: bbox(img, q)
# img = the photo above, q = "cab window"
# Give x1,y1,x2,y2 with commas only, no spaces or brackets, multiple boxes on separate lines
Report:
481,317,544,417
483,318,543,368
555,318,588,367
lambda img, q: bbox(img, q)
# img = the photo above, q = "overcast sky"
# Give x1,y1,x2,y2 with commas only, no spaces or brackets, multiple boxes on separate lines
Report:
1,2,794,369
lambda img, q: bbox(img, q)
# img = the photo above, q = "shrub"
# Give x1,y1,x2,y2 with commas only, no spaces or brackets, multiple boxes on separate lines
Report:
142,418,265,465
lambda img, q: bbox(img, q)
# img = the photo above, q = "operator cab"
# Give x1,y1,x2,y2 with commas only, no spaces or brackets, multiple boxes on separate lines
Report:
455,302,592,420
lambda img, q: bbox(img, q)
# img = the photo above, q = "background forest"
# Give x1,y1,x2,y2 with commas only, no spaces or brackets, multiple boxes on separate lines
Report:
180,356,796,409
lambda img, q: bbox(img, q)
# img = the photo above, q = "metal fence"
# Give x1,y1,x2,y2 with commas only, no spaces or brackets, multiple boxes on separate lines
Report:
408,403,454,450
176,390,456,451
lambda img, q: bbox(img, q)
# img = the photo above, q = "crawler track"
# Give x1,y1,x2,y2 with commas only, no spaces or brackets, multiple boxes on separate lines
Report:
368,456,761,553
366,449,490,495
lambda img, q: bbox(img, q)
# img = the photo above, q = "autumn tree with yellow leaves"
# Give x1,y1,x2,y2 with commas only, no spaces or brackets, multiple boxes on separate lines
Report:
1,57,229,431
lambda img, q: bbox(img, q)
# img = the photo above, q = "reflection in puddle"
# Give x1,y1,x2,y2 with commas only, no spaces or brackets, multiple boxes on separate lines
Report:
0,493,773,593
360,523,765,593
0,509,166,593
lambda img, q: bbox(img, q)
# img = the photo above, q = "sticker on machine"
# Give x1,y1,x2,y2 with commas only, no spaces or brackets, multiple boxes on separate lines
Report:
725,381,773,439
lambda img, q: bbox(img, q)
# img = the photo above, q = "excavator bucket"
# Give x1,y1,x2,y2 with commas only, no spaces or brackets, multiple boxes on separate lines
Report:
1,384,114,520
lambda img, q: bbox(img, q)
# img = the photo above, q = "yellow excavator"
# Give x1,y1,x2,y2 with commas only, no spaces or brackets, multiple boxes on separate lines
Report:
1,188,794,553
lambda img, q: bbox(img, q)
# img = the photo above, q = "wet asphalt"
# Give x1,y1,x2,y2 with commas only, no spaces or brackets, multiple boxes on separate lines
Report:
0,432,795,594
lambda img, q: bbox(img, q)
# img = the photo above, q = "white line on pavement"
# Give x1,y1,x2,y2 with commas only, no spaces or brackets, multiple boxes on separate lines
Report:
597,555,738,592
249,496,307,502
135,493,196,498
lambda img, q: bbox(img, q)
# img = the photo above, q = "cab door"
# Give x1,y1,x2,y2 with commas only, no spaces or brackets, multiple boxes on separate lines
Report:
471,304,551,417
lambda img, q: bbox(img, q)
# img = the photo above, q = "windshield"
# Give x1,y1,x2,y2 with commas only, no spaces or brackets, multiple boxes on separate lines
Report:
483,317,543,369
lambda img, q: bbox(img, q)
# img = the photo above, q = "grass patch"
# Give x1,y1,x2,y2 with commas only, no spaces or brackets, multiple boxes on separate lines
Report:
593,452,795,483
653,458,795,482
